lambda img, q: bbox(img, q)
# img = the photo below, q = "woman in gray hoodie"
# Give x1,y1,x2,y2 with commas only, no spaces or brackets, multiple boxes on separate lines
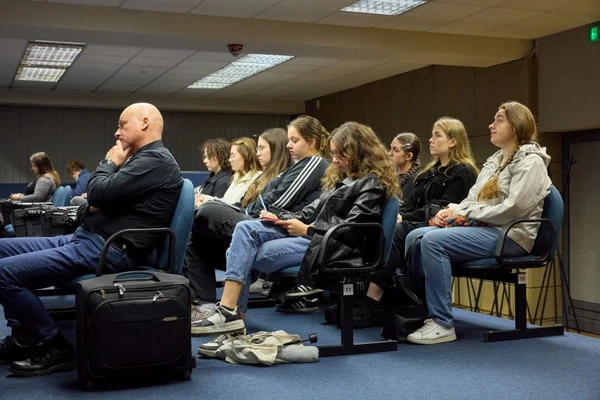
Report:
404,101,552,345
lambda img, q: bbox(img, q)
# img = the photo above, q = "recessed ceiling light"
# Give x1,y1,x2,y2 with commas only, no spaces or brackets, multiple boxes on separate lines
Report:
188,54,294,90
341,0,427,16
15,40,85,82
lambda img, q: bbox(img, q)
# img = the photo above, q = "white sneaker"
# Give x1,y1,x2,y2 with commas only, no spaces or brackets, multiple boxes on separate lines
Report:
190,303,216,326
191,303,245,335
197,331,245,358
406,319,457,345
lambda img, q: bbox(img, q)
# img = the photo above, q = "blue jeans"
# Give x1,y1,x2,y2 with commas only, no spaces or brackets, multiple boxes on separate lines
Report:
225,220,311,313
0,227,136,342
405,226,528,329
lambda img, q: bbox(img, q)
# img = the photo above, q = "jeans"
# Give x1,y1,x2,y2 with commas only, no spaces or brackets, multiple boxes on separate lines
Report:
182,201,250,303
405,226,528,329
225,220,311,313
0,227,136,342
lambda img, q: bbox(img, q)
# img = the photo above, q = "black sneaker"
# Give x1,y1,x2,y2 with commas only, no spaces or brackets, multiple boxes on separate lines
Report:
0,335,34,364
276,296,319,313
197,331,245,358
352,296,384,328
191,303,245,335
284,285,323,299
9,341,75,377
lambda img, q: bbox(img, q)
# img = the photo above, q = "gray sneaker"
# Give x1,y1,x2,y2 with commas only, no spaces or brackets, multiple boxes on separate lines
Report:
197,331,245,358
191,303,245,335
191,303,216,328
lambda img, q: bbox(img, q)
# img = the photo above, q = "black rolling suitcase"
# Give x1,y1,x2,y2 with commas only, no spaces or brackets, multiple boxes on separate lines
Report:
76,271,196,389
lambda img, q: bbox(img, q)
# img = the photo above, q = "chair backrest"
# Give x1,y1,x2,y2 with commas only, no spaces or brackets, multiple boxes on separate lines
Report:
148,179,195,274
530,185,563,260
381,196,400,266
51,186,72,207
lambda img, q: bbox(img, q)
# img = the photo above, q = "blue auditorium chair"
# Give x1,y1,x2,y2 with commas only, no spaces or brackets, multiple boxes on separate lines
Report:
452,185,564,342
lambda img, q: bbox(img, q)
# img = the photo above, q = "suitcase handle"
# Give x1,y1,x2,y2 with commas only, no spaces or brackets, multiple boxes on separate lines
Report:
112,271,161,283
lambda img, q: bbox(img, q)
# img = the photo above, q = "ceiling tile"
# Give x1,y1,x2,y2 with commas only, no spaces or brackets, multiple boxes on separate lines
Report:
317,11,394,28
286,57,340,67
278,0,355,9
558,0,600,17
403,2,489,20
121,0,203,14
188,51,237,62
128,57,182,68
190,0,280,18
255,5,335,23
462,7,544,24
375,16,450,31
74,55,132,66
501,0,583,12
435,0,507,5
49,0,122,6
0,38,27,51
515,11,598,30
113,66,169,80
176,60,228,70
136,48,195,59
83,45,141,57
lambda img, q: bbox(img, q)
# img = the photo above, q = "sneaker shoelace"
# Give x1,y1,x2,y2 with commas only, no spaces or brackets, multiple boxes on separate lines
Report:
416,319,436,334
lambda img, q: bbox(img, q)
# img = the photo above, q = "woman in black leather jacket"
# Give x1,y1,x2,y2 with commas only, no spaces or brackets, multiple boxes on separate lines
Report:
190,121,400,336
343,117,479,328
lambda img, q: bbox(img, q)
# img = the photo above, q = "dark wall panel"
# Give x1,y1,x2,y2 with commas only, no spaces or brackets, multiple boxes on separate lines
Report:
365,76,399,144
0,106,290,183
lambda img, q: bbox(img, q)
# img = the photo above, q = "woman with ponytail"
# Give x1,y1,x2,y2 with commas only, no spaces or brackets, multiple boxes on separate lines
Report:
404,101,552,345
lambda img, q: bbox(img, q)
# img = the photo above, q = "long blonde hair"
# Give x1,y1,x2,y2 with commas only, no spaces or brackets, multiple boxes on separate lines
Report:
241,128,293,207
323,122,400,199
417,117,478,179
230,137,260,181
478,101,538,201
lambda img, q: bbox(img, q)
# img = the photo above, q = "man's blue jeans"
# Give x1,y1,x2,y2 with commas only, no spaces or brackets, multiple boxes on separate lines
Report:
225,220,311,313
405,226,528,329
0,227,136,342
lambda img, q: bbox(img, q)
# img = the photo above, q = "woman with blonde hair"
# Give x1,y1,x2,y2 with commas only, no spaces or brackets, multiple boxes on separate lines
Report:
405,101,551,345
192,121,399,337
335,117,478,328
196,137,261,207
11,152,60,202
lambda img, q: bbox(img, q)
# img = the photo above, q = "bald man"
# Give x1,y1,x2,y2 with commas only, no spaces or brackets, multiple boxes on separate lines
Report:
0,103,182,377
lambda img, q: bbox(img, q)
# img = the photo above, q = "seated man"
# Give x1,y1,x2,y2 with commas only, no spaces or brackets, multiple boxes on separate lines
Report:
0,103,183,377
67,159,91,206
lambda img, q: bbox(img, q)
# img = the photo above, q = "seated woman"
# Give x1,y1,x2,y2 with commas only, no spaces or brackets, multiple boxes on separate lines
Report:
196,137,261,207
185,116,329,321
10,152,60,202
328,118,478,327
405,101,551,345
66,160,90,206
195,138,233,201
192,121,400,337
389,132,421,201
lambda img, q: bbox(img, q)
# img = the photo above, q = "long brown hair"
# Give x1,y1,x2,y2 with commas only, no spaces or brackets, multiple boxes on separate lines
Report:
242,128,293,207
30,152,60,187
323,122,400,199
417,117,478,179
288,115,330,159
478,101,538,201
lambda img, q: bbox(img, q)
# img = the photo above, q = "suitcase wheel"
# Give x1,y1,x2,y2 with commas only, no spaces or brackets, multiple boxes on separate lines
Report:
182,370,192,381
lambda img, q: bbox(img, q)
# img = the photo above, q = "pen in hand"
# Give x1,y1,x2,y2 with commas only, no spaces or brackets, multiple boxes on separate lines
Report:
258,194,267,211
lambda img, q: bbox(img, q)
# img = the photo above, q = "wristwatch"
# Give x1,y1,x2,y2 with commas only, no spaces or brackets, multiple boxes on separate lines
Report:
307,226,316,237
99,159,117,168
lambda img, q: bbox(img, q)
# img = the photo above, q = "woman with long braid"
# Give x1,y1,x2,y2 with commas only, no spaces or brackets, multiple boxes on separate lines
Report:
405,101,552,345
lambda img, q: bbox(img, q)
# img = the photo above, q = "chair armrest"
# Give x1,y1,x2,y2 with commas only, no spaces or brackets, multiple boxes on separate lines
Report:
96,227,175,276
494,218,553,267
317,222,383,276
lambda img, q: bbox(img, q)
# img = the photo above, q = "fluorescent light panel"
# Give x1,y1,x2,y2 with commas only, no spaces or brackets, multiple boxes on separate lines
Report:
188,54,294,90
15,40,85,82
342,0,427,16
